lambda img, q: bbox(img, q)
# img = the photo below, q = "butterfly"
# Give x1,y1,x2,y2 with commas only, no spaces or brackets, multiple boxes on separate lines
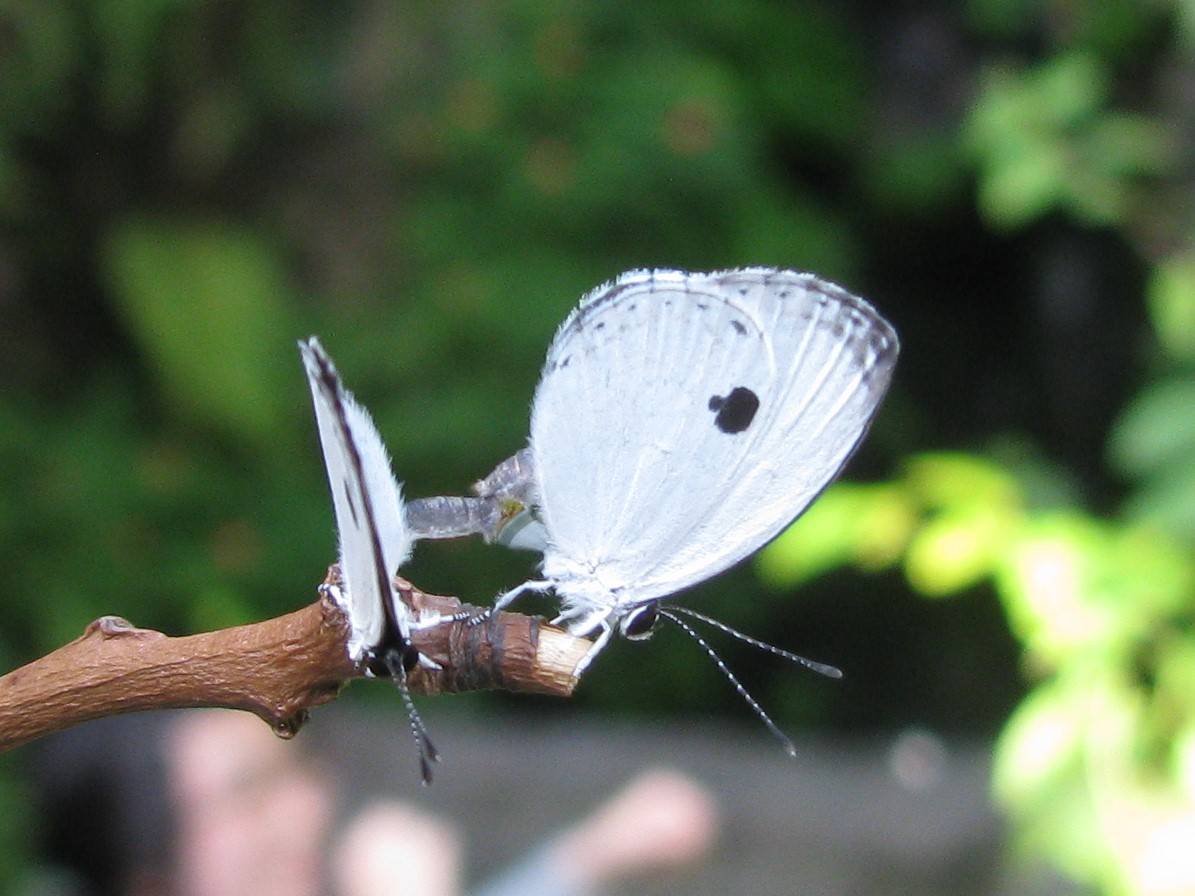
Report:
299,337,437,781
412,268,898,751
516,266,896,644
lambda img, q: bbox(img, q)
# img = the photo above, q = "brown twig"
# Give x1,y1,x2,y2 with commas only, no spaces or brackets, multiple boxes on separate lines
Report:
0,576,589,753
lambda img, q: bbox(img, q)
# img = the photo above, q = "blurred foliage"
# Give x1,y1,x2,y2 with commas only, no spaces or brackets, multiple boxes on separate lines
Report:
765,444,1195,893
1,1,1194,894
967,51,1173,229
762,3,1195,892
103,219,299,447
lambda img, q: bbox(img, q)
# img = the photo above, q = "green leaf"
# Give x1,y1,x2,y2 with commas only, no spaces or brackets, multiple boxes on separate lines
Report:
993,670,1129,888
904,504,1016,597
1147,255,1195,364
1175,722,1195,802
976,140,1067,229
968,53,1135,229
757,483,915,587
1036,52,1106,126
1108,376,1195,479
1122,457,1195,539
996,514,1114,666
994,676,1087,811
996,514,1193,667
904,453,1021,511
103,217,297,447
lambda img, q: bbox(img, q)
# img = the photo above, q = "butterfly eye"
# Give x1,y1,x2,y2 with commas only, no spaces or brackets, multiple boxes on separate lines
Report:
402,644,421,674
620,604,660,641
365,644,421,678
366,653,389,678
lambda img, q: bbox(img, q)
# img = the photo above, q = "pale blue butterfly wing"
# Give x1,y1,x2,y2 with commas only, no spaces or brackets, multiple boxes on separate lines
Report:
529,268,898,623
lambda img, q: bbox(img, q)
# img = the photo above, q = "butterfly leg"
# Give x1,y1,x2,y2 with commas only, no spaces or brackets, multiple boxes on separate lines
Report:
457,578,552,627
550,603,597,629
572,617,615,678
554,606,616,677
493,578,553,612
473,449,537,502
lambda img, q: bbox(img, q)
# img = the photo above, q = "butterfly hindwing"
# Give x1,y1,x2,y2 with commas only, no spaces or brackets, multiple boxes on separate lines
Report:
530,269,898,612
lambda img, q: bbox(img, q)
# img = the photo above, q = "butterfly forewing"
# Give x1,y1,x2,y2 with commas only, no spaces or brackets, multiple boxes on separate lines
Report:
530,269,897,607
301,338,413,660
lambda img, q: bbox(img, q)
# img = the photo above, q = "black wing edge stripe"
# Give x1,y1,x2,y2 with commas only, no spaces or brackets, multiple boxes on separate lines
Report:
305,339,409,653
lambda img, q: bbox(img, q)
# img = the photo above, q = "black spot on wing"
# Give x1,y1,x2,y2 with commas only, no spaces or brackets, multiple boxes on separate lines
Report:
342,481,359,525
708,386,760,434
730,319,747,335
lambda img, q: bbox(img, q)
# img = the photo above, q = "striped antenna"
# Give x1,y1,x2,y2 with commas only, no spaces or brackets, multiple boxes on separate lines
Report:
658,608,797,758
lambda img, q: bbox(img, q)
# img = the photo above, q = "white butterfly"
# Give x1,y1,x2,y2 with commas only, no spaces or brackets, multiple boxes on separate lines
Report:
299,337,437,780
483,268,899,681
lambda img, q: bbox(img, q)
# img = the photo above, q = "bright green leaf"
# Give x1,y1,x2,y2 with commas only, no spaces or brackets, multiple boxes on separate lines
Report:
1147,255,1195,364
994,669,1141,888
976,141,1067,229
757,483,915,587
1176,724,1195,802
904,504,1016,596
994,677,1086,810
996,515,1114,666
904,453,1021,511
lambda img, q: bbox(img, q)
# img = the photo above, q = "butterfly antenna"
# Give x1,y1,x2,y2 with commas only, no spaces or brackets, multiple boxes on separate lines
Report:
664,605,842,679
383,650,440,785
658,608,797,758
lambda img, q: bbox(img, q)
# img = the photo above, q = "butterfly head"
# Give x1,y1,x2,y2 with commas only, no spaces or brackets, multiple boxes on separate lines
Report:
365,642,421,679
618,602,661,641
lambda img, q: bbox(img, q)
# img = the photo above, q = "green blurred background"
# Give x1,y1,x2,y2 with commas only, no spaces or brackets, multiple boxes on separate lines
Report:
2,1,1195,893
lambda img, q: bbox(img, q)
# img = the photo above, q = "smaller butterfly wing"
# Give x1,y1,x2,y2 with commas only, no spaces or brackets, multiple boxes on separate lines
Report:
300,338,413,661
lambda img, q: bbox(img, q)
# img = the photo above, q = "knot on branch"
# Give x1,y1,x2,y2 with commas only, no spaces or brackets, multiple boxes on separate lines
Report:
83,616,165,642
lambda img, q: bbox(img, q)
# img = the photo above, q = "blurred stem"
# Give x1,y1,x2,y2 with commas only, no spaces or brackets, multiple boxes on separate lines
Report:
0,580,586,753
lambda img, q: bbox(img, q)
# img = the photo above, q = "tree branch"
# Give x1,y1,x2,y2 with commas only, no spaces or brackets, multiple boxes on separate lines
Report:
0,574,589,753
